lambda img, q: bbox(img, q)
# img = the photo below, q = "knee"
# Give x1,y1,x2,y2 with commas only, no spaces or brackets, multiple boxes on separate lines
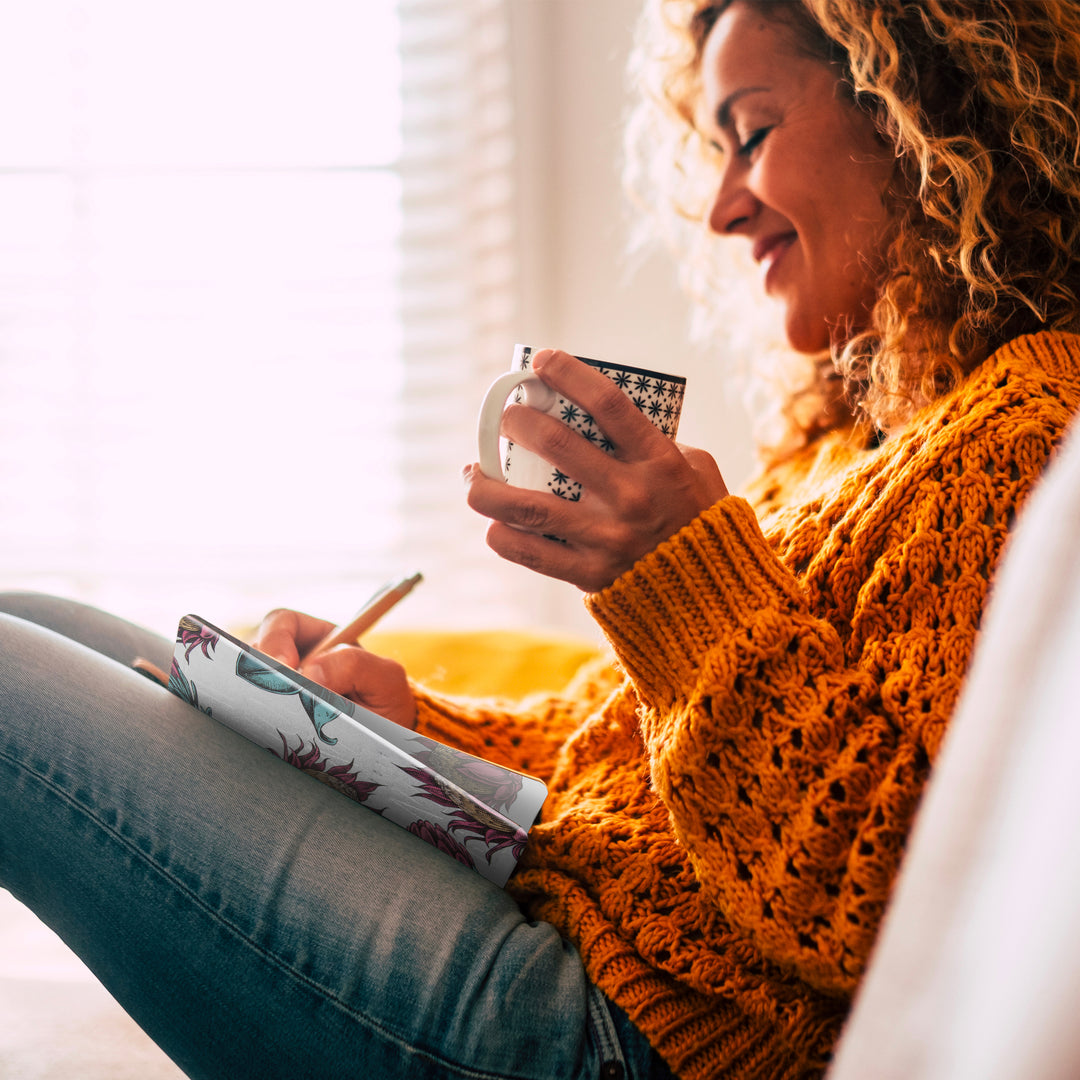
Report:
0,591,62,622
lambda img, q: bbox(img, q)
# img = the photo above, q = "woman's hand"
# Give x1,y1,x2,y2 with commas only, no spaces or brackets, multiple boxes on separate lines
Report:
251,609,417,730
464,349,729,593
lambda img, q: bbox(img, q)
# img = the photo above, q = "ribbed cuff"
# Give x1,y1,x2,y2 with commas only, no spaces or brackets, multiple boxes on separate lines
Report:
585,497,807,711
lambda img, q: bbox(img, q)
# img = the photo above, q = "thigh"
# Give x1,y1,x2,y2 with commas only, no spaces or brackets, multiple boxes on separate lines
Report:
0,612,596,1080
0,590,173,668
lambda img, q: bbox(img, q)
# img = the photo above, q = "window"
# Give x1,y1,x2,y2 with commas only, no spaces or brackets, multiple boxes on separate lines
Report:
0,0,542,635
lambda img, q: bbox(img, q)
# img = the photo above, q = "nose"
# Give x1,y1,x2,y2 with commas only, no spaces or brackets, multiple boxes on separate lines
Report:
706,161,757,236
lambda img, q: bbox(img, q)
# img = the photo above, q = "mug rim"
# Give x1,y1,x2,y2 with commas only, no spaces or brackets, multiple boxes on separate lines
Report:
515,344,686,387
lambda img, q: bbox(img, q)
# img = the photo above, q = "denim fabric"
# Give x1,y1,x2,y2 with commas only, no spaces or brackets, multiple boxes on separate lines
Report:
0,594,671,1080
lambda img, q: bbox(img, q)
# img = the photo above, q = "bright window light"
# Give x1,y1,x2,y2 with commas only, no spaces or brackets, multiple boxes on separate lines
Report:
0,1,536,636
0,1,410,633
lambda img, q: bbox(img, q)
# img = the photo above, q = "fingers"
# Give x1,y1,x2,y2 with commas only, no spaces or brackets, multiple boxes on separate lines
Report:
250,609,417,729
465,463,664,591
483,520,629,593
251,608,334,668
465,462,576,537
465,460,631,559
499,402,614,492
464,347,731,591
464,434,730,593
529,349,672,463
303,646,417,730
302,645,402,698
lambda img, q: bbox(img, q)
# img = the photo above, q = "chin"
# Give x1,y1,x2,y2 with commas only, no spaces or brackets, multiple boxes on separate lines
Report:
783,313,832,356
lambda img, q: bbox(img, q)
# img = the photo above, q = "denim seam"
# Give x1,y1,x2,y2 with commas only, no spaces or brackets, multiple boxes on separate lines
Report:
0,746,553,1080
586,984,629,1077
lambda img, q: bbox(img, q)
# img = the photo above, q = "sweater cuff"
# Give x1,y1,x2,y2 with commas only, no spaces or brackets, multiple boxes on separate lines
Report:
585,497,806,710
411,688,492,758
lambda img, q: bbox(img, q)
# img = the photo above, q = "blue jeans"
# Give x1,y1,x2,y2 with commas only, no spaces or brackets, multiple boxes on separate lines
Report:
0,594,672,1080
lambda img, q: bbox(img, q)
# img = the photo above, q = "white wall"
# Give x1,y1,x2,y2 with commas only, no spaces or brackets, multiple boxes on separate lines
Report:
504,0,756,634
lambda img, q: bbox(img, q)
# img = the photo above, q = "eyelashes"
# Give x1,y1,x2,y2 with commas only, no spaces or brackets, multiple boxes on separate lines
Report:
737,127,771,156
702,125,773,160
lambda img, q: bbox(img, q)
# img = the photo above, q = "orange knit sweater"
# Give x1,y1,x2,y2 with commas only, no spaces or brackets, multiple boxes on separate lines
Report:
413,331,1080,1079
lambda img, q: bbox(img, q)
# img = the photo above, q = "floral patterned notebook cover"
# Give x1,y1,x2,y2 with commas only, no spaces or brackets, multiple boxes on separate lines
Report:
167,615,547,887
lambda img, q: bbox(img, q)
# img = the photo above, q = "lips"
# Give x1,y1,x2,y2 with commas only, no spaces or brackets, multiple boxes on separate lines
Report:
747,230,799,293
752,231,797,289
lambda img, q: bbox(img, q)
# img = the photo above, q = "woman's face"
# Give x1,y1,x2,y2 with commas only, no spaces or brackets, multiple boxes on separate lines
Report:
699,2,896,353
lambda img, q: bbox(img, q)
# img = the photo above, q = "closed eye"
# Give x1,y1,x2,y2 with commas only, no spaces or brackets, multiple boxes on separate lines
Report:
738,127,771,157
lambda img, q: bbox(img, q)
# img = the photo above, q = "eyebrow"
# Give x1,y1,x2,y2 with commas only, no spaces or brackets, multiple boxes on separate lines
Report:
714,86,771,130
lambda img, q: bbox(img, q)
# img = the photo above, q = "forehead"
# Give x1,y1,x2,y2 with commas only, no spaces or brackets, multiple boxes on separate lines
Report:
700,3,815,116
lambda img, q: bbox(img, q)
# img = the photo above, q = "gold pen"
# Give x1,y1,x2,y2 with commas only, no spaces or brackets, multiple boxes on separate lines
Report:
303,571,423,662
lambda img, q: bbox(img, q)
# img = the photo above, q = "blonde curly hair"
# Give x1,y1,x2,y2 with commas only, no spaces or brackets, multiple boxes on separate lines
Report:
627,0,1080,455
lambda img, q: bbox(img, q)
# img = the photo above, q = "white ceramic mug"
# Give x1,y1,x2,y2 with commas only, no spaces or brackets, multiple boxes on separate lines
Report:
477,344,686,501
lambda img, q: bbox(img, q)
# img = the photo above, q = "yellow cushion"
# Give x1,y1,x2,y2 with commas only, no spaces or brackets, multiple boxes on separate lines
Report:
363,629,604,699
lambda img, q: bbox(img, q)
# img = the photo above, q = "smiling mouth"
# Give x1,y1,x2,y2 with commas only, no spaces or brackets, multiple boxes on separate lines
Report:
753,232,797,289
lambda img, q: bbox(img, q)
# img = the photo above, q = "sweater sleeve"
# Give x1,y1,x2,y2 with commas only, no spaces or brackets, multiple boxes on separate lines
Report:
410,653,623,783
585,400,1066,996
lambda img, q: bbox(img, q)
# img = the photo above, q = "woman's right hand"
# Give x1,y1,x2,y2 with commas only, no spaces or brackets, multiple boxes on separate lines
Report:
251,609,417,730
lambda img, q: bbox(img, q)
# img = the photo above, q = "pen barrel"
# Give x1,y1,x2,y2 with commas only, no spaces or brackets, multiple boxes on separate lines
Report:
304,572,422,661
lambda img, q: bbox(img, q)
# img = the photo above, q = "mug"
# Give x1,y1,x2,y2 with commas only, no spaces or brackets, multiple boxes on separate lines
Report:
477,344,686,501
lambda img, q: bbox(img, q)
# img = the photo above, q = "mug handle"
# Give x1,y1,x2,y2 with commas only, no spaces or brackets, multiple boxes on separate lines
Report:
477,370,558,480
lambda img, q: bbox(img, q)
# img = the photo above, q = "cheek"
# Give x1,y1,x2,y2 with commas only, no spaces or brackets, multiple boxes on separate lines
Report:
818,177,892,289
796,207,887,347
845,201,892,292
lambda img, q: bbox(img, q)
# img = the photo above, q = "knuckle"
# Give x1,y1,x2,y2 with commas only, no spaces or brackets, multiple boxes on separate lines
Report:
325,647,374,689
610,475,652,520
540,417,579,458
510,499,553,533
374,654,408,684
594,518,636,563
488,522,530,562
594,379,631,421
514,544,550,574
625,488,654,520
487,522,562,576
255,607,295,643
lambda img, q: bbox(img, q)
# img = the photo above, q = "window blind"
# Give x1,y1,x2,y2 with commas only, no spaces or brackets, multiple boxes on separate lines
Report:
0,0,557,635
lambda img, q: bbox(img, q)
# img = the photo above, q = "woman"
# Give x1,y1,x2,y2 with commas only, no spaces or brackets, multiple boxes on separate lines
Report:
4,2,1080,1077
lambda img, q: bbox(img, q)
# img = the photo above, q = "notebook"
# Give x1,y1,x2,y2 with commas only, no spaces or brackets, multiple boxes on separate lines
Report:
165,615,547,887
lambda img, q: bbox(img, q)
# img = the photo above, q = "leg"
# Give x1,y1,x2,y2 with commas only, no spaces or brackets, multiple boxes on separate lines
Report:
0,608,603,1080
0,590,173,668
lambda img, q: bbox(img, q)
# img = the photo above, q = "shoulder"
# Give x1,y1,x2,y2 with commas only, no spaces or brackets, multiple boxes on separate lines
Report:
986,330,1080,384
973,330,1080,413
899,330,1080,456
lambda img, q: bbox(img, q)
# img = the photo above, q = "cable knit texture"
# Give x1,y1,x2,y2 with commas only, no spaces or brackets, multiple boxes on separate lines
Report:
413,331,1080,1079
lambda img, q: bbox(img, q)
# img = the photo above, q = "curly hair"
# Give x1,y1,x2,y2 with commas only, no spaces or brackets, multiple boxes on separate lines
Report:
627,0,1080,454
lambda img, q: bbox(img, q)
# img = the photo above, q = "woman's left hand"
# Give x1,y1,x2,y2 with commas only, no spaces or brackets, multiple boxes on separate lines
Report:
464,349,729,593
